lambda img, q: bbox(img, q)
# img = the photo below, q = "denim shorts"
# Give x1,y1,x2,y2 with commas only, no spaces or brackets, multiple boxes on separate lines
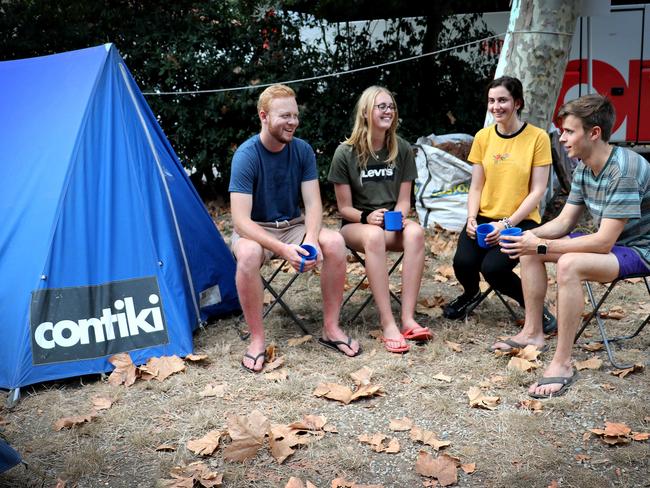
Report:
569,233,650,278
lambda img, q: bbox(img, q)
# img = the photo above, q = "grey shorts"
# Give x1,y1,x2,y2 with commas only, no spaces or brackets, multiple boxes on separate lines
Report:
231,215,306,262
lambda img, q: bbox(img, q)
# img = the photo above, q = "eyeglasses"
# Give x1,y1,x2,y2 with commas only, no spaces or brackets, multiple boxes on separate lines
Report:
374,103,396,112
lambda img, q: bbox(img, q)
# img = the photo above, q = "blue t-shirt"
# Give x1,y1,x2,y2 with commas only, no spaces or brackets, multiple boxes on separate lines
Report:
229,135,318,222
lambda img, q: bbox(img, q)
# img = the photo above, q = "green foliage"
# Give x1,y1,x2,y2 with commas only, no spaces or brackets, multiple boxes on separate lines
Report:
0,1,498,199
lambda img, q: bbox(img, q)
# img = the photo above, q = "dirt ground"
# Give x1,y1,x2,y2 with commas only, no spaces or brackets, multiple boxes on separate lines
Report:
1,207,649,488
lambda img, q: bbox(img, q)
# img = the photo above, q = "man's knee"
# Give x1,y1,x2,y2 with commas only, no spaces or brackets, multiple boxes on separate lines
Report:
556,254,581,285
319,228,346,259
234,240,265,275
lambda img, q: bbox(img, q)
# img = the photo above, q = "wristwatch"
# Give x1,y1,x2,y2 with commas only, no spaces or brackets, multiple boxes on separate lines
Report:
537,240,548,255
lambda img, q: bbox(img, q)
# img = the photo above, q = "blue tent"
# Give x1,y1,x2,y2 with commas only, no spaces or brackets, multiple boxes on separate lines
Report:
0,44,239,390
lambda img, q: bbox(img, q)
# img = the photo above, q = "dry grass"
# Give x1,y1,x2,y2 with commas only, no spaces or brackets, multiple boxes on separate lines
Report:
1,211,649,488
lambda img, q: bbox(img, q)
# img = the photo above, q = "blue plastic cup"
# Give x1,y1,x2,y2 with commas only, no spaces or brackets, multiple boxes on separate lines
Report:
299,244,318,272
499,227,522,245
384,210,403,231
476,223,495,248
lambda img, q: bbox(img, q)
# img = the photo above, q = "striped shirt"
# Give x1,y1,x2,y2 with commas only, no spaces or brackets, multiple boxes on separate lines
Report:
567,146,650,266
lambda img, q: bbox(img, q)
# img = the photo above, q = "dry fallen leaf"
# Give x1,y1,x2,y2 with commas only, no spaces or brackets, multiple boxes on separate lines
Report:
350,366,374,386
223,410,270,462
156,443,176,452
467,387,500,410
517,399,544,412
200,384,227,398
415,451,458,486
418,295,445,308
107,352,139,386
165,461,223,487
581,342,604,352
610,364,644,378
288,415,328,432
389,417,413,431
599,305,625,319
285,478,317,488
331,478,384,488
507,356,539,372
575,357,603,371
140,355,186,381
264,356,285,372
186,430,223,456
313,382,383,405
53,412,97,431
590,421,633,445
461,463,476,474
358,432,400,453
436,265,455,278
516,344,543,361
184,353,209,362
265,370,288,382
287,335,312,346
444,340,462,353
432,373,452,383
285,477,305,488
410,426,451,451
91,396,113,411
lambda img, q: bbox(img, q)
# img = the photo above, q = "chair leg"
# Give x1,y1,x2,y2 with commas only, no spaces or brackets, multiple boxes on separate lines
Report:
262,271,310,335
575,280,635,370
343,249,403,323
492,289,519,321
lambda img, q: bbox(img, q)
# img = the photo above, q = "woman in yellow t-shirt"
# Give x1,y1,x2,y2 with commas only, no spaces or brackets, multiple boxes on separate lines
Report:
443,76,556,333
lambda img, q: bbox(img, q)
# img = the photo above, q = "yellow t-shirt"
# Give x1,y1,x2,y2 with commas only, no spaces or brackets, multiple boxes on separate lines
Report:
468,123,551,223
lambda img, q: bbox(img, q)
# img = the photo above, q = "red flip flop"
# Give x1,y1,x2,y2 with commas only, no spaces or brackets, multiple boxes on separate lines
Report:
381,335,410,353
401,326,433,342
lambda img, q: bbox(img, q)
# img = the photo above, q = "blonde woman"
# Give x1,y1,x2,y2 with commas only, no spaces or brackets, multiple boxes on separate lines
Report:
328,86,430,354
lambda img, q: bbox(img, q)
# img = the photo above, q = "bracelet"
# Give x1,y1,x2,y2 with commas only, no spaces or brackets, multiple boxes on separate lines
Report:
360,210,371,224
500,217,512,229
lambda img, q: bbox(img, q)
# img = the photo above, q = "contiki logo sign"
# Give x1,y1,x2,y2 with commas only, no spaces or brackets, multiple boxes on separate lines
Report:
30,277,169,365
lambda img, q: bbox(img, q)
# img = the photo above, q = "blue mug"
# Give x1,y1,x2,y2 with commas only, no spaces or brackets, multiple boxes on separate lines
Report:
299,244,318,272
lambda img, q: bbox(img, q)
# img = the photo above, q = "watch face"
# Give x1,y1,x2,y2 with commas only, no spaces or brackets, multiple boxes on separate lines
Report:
537,244,547,255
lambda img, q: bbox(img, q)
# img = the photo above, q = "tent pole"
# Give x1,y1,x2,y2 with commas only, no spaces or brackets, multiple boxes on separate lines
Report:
6,388,20,409
117,63,202,326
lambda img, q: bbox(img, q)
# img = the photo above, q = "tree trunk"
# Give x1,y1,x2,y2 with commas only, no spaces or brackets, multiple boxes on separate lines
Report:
493,0,581,130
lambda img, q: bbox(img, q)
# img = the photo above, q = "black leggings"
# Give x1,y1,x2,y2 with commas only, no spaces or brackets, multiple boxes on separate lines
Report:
451,217,539,306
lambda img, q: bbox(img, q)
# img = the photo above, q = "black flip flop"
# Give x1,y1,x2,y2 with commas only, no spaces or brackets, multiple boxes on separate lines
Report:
318,337,362,357
241,351,265,373
529,371,579,399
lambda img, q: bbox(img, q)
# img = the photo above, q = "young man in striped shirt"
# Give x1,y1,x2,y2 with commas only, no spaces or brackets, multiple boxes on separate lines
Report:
497,94,650,398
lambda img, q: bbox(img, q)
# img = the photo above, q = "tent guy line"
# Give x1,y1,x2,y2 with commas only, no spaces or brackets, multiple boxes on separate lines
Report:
141,32,507,97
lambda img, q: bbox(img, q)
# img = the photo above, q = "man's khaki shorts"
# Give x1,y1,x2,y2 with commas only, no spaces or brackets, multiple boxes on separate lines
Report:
231,215,306,262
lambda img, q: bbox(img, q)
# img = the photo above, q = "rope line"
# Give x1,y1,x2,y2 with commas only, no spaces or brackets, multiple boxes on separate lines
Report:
142,32,506,96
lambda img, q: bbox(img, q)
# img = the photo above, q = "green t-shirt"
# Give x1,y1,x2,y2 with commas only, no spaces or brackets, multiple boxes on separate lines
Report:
328,136,417,211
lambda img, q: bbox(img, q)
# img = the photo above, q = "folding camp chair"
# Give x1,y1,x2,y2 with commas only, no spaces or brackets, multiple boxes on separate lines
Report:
234,257,310,340
574,272,650,369
341,247,403,324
